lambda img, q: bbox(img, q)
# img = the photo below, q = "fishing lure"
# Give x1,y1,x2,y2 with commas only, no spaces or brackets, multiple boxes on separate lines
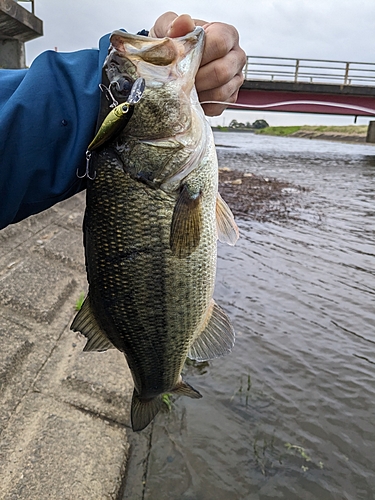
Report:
78,77,145,180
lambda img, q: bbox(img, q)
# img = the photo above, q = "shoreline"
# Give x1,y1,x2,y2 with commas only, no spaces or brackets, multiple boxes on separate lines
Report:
212,126,373,145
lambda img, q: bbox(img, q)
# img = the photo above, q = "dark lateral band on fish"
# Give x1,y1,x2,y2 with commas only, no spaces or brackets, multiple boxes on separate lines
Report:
76,77,145,180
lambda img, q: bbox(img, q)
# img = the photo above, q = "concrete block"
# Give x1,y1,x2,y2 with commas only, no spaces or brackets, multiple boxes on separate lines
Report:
0,256,77,323
33,227,86,272
35,325,133,426
0,330,33,388
0,319,34,431
0,393,128,500
0,223,33,257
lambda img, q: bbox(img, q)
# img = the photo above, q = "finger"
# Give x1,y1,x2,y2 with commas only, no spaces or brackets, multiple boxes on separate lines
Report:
196,49,246,93
150,12,196,38
149,11,177,38
199,88,239,116
167,14,196,37
198,74,244,116
199,22,240,67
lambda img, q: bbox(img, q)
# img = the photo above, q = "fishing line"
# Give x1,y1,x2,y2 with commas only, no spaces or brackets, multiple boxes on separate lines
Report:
199,99,375,115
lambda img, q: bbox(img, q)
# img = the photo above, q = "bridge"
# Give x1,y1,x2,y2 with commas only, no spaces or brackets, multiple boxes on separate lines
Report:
236,56,375,119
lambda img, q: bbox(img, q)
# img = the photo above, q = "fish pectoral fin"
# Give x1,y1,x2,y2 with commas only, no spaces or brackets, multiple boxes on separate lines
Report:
171,378,202,399
188,300,235,361
216,192,239,246
131,391,163,432
170,184,202,258
70,295,116,352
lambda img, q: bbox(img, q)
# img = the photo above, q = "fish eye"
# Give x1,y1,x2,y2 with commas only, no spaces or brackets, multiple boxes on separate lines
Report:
113,77,133,97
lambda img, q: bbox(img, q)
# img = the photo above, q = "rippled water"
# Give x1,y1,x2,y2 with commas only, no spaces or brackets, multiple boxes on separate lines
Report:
142,132,375,500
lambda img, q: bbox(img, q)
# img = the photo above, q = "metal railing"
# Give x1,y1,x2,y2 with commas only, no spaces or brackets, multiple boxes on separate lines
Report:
14,0,35,14
243,56,375,86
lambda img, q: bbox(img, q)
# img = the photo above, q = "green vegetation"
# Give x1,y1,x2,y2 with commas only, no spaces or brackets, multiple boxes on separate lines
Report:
300,125,367,134
75,292,85,311
255,124,368,137
256,126,302,136
162,393,173,411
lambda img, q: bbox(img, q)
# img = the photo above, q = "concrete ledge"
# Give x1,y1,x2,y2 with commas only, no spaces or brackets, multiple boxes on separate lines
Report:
0,0,43,42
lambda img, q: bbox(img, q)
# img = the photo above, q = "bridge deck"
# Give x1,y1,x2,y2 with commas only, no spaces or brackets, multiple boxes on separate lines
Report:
236,56,375,116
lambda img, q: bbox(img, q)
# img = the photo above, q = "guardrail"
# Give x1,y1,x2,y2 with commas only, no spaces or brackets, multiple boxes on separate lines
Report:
15,0,35,14
244,56,375,86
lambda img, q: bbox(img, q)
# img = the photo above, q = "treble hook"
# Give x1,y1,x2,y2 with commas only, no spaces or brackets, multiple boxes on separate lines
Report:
76,151,96,181
99,83,119,108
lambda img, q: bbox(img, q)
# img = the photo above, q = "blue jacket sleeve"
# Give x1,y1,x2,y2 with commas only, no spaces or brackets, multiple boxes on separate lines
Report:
0,34,111,229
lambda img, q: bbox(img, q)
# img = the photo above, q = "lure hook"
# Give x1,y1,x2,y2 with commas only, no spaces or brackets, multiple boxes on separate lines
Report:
76,151,96,180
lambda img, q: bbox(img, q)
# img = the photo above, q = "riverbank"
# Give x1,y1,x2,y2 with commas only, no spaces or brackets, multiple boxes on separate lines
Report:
212,125,370,143
255,125,369,143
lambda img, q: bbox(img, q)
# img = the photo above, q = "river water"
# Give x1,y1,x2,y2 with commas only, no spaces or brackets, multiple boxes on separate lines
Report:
142,132,375,500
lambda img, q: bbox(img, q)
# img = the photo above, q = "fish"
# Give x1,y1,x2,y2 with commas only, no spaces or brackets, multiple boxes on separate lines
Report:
71,27,239,432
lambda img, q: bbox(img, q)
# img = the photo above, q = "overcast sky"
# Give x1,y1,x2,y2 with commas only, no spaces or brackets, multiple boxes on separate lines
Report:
23,0,375,126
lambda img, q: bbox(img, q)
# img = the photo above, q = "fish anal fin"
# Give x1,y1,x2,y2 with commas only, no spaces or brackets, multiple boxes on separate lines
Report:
70,295,116,352
170,185,202,258
171,378,202,399
216,192,239,246
188,300,235,361
131,391,163,432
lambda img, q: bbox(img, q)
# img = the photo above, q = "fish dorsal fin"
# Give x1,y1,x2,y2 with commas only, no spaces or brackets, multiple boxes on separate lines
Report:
70,295,116,352
170,184,202,258
188,300,235,361
131,391,163,432
216,192,239,246
171,378,202,399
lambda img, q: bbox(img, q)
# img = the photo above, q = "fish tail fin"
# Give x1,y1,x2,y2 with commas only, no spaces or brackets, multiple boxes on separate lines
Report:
171,377,202,399
131,391,163,432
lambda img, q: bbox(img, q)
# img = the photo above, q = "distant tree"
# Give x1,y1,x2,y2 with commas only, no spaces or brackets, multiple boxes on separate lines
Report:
228,119,239,128
252,119,269,129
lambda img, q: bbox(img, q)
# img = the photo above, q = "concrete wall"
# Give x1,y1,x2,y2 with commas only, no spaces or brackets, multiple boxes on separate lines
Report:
366,121,375,143
0,38,25,68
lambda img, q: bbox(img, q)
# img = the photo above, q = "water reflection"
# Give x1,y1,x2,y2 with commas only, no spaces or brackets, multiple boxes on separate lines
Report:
141,133,375,500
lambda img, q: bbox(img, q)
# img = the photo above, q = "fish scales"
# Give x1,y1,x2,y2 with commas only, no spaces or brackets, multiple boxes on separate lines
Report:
71,27,239,431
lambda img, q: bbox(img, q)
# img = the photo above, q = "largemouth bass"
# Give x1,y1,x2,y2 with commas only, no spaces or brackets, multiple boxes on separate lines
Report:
71,27,239,431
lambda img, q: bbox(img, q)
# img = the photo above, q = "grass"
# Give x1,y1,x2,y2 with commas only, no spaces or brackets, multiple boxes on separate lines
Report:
161,393,173,411
75,292,85,311
255,124,368,137
256,126,302,136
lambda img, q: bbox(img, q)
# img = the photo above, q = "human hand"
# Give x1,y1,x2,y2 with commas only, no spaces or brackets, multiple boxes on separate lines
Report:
149,12,246,116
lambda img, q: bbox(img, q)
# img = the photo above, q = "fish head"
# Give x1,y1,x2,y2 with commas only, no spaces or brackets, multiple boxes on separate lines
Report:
104,27,205,139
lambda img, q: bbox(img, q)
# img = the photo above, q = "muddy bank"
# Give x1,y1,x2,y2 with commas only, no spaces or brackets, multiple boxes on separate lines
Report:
218,167,308,222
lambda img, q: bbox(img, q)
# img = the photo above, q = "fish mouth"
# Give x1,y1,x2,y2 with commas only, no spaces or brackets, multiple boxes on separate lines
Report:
103,26,206,140
107,26,205,86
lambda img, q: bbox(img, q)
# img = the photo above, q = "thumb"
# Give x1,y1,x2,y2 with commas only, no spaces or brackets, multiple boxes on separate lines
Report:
150,12,196,38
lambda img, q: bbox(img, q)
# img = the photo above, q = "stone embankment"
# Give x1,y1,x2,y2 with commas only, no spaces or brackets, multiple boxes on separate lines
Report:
0,193,149,500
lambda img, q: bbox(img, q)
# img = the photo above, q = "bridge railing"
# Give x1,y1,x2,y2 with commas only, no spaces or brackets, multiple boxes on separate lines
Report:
14,0,35,14
244,56,375,86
